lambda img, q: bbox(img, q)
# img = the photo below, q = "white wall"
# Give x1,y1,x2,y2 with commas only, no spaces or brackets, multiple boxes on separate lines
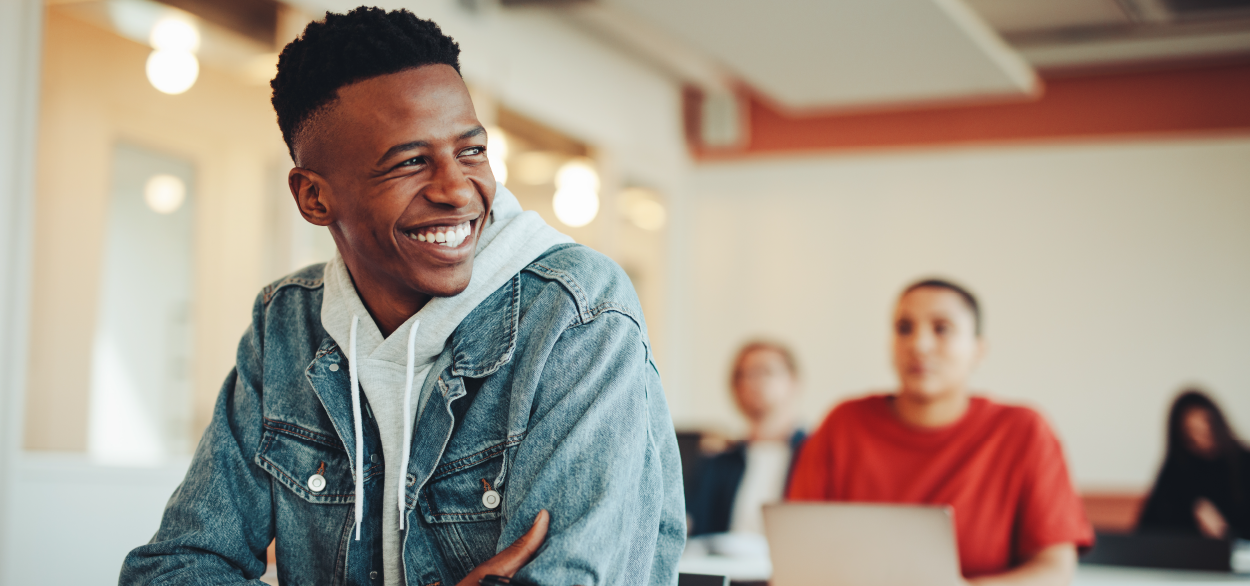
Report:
0,0,42,578
4,455,189,585
667,136,1250,490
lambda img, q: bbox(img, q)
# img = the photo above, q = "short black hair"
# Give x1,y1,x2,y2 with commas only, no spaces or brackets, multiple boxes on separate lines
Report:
271,6,462,162
901,278,982,336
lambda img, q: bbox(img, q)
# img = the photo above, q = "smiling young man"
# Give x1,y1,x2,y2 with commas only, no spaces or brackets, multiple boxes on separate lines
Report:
120,7,684,586
788,279,1093,586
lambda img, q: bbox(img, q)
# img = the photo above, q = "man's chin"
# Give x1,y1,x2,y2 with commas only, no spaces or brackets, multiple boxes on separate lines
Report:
898,384,948,404
411,270,473,299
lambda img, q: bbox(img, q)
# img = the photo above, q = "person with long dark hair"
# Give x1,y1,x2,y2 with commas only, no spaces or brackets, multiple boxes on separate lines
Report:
1138,390,1250,539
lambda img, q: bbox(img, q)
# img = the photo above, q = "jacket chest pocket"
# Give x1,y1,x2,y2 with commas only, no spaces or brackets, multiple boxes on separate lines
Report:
416,439,518,581
417,439,517,523
256,421,364,504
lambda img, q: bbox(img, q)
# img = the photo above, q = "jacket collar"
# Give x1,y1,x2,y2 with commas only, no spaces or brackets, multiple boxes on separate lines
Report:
445,273,520,379
303,272,520,449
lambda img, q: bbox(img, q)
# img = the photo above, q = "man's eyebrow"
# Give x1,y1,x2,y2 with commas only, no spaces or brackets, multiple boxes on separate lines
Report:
376,140,429,166
373,127,487,167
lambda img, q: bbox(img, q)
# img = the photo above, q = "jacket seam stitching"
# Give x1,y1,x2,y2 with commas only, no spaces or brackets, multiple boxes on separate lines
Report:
450,274,521,378
261,275,324,305
257,443,383,496
523,262,591,322
263,418,341,450
430,434,525,477
257,455,357,499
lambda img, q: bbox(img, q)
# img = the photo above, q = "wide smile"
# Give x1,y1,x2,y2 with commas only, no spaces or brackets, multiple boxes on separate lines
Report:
403,219,474,247
399,216,481,261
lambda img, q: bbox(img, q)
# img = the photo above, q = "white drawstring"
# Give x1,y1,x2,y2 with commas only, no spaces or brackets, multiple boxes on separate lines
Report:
349,315,363,541
397,320,421,530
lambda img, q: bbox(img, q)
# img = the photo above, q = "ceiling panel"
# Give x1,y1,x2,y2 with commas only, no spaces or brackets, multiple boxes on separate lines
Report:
600,0,1038,111
962,0,1132,34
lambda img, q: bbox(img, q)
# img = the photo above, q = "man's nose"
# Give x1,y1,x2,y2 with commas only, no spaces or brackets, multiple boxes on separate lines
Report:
912,328,936,353
424,158,475,208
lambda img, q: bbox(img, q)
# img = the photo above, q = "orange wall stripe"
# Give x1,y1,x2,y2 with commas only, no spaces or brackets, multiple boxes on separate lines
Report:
690,62,1250,158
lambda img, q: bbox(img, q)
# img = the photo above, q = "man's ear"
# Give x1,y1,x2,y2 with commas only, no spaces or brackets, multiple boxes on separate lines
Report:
289,167,334,227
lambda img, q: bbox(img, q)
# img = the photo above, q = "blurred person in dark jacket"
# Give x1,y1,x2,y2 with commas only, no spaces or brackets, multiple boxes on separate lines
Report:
688,341,805,539
1138,389,1250,539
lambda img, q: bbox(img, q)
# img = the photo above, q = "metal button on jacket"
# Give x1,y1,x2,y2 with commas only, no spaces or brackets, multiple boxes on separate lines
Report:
482,490,501,509
307,474,326,492
369,571,378,580
328,364,339,372
370,453,378,463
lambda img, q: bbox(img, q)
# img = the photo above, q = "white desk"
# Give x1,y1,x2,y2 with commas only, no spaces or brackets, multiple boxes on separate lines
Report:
1074,566,1250,584
678,554,1250,585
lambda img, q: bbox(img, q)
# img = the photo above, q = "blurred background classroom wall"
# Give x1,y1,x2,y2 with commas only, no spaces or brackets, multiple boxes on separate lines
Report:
1,0,1249,581
668,135,1250,491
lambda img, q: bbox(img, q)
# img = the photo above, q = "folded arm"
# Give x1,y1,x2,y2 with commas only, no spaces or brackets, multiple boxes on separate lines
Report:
497,311,685,586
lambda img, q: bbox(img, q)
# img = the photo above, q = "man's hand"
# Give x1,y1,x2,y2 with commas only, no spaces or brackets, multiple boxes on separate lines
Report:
1194,498,1229,540
455,510,550,586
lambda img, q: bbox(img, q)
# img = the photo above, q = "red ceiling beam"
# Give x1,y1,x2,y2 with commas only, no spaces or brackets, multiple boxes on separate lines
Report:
687,61,1250,159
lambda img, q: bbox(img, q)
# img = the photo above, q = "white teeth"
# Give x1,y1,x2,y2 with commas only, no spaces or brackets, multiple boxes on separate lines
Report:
412,221,473,246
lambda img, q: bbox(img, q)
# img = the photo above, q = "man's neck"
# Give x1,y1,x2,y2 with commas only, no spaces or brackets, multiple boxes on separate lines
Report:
893,388,970,429
340,256,429,338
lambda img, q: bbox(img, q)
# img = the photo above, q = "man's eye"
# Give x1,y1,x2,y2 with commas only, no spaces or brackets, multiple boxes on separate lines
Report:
934,322,949,335
460,146,485,157
896,321,913,335
398,157,425,168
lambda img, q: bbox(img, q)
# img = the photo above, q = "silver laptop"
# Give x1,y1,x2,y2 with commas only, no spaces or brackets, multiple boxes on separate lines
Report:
763,502,963,586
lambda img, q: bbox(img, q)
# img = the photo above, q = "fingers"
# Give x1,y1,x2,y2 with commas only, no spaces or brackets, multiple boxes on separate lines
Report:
506,509,549,560
495,509,548,574
462,509,549,584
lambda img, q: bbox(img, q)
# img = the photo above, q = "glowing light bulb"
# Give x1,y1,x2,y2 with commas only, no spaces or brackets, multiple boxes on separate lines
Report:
146,17,200,95
144,174,186,214
146,50,199,94
149,18,200,52
552,160,600,228
487,127,509,185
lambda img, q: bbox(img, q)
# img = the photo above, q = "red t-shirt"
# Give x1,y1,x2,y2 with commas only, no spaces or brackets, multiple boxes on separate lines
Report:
787,394,1094,578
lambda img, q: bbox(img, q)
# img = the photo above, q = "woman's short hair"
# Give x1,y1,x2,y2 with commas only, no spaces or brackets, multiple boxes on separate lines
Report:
901,278,982,336
730,340,799,385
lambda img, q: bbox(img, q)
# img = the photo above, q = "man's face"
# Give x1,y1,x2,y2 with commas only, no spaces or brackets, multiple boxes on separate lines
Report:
295,65,495,301
891,288,984,402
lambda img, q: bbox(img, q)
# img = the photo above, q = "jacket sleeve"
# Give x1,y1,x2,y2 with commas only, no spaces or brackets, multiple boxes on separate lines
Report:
501,310,686,586
119,295,274,585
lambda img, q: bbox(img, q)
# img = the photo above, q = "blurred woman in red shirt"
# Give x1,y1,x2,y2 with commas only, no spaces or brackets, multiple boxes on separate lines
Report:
788,279,1093,586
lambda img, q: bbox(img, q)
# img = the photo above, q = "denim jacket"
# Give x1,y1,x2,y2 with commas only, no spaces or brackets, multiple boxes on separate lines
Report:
120,244,686,586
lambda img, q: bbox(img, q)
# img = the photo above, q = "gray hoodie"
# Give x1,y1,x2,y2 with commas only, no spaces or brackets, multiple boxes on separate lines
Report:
320,186,572,586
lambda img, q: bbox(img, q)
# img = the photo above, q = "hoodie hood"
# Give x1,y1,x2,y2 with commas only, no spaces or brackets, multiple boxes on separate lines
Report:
321,184,573,367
